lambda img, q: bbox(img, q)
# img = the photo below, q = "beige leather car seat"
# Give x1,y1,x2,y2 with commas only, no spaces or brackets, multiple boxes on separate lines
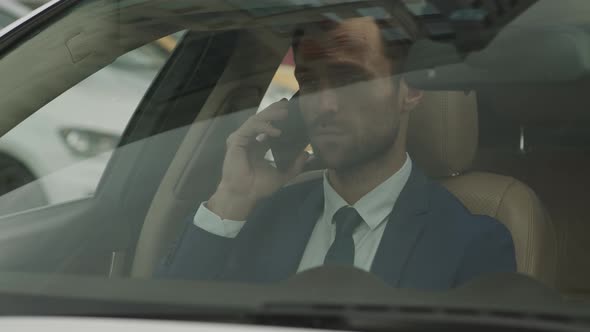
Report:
474,87,590,299
475,148,588,298
406,90,557,287
290,91,558,287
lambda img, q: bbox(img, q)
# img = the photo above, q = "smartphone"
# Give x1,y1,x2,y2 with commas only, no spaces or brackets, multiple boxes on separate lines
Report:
268,92,310,171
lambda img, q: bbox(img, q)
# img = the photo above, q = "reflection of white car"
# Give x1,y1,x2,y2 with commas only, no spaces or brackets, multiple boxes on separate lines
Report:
0,1,170,213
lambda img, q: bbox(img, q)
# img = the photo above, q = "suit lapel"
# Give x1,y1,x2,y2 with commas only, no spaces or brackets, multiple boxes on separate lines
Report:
252,181,324,281
370,168,431,287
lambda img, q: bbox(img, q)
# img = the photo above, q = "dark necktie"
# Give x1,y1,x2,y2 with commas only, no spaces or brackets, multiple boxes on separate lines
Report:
323,206,364,266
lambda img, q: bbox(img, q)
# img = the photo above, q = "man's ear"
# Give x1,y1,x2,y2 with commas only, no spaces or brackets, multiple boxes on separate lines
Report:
400,79,423,112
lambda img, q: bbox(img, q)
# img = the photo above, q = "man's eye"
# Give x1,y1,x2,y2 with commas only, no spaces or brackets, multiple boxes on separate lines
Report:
332,73,367,88
299,78,320,91
337,78,356,87
350,73,369,84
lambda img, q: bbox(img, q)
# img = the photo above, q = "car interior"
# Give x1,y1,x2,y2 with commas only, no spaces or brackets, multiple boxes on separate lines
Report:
0,0,587,309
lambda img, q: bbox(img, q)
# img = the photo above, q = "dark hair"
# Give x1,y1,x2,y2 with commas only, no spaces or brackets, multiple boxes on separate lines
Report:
291,3,422,75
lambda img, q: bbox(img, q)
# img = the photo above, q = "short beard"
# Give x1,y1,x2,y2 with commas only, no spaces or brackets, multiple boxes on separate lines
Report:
314,123,400,173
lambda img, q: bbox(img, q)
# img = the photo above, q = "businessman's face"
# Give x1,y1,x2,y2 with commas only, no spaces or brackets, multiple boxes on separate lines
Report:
294,17,412,171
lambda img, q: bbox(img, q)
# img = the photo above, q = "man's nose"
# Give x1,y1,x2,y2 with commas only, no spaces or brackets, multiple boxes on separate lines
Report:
317,86,338,114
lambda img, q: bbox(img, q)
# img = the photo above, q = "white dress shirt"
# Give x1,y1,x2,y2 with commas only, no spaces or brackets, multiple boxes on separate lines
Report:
193,154,412,273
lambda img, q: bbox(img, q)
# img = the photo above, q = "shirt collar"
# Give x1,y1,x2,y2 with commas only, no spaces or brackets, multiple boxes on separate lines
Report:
322,154,413,230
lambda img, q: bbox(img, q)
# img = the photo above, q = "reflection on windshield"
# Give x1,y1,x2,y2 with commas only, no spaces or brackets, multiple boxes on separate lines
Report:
0,0,588,326
157,15,517,292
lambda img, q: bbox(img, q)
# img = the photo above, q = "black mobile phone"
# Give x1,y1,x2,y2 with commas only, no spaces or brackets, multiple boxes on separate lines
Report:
268,92,310,171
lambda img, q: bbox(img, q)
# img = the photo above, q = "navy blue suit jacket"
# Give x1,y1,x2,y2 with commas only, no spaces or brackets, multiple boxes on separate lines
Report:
158,169,516,290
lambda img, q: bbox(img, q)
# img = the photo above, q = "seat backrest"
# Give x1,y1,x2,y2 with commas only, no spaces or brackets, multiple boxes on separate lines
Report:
406,90,557,286
439,172,557,286
474,149,590,298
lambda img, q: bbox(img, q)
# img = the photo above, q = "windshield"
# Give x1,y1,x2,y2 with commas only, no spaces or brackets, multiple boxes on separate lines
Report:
0,0,588,329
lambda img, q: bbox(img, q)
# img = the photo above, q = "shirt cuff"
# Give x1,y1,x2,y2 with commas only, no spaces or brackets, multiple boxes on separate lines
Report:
192,202,245,238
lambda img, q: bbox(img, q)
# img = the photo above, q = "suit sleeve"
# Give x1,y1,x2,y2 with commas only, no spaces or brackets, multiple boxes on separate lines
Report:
153,213,237,280
453,218,517,287
153,180,316,281
154,193,278,280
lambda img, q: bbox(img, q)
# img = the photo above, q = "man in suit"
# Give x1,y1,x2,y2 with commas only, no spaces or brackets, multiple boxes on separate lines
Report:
158,16,516,290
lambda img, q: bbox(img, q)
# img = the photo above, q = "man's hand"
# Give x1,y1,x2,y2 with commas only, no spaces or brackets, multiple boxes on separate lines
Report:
208,99,309,220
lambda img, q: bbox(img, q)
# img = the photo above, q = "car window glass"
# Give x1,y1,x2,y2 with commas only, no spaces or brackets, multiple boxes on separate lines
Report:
111,33,182,71
0,0,589,321
0,10,17,27
140,1,577,297
258,48,298,111
0,32,183,216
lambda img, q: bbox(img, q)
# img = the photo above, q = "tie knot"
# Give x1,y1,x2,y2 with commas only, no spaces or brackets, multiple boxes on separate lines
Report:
332,206,363,235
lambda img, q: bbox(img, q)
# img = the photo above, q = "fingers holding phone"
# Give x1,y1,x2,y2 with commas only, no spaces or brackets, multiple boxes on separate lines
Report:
226,101,288,149
209,97,309,220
